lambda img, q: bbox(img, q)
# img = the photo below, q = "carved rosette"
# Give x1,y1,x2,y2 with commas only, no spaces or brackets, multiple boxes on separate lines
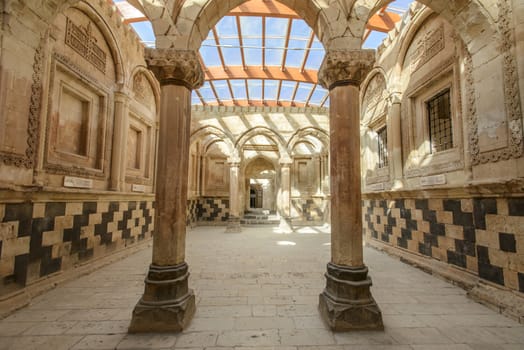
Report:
318,50,375,90
145,49,204,90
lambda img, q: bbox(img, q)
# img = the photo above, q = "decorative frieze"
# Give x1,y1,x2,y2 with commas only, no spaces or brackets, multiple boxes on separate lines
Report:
65,18,107,73
410,24,445,72
318,50,375,90
145,49,204,89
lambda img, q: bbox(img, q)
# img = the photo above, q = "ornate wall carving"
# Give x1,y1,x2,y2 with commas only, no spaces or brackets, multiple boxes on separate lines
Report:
0,36,46,169
467,0,523,165
65,17,107,73
318,50,375,89
409,24,445,72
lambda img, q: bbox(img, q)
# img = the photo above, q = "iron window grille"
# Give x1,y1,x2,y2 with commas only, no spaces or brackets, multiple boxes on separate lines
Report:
377,126,388,168
427,89,453,153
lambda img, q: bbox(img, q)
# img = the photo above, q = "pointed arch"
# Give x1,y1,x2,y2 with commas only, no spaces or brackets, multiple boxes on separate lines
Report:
350,0,497,55
190,126,235,155
287,127,329,154
235,126,288,156
176,0,360,51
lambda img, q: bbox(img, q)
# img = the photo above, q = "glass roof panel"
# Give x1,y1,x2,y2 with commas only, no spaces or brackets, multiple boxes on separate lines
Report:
264,80,279,100
200,38,222,66
279,81,297,101
213,80,232,101
130,21,155,47
295,83,313,103
215,16,238,36
266,38,286,65
199,82,216,104
231,80,248,100
248,79,263,100
192,91,202,105
219,37,243,66
309,86,328,106
289,19,310,39
265,17,289,37
305,39,324,70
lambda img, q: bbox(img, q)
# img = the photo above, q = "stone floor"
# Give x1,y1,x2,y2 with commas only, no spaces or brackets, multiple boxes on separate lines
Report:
1,225,523,350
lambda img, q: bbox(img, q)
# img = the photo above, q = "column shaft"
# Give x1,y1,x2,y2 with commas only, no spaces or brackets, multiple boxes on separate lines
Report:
153,84,191,265
226,161,241,232
330,84,363,267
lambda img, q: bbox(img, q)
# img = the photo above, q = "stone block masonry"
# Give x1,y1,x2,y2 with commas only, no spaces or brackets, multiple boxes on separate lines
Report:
186,198,230,226
363,197,524,294
0,198,154,296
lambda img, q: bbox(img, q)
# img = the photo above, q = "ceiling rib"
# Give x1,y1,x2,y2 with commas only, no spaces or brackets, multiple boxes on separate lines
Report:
280,18,293,71
300,31,315,73
236,16,247,70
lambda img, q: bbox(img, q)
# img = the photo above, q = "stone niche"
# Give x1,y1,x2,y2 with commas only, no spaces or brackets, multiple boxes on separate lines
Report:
44,6,117,181
125,71,157,190
400,14,465,179
203,142,230,197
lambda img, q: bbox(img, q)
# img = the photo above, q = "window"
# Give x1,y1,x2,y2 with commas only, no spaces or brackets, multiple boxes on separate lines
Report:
427,89,453,153
377,127,388,168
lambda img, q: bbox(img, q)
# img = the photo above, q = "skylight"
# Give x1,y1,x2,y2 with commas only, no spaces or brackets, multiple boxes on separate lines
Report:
112,0,413,107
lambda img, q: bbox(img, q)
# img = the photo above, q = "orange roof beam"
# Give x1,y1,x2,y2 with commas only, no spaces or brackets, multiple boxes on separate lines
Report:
205,65,317,83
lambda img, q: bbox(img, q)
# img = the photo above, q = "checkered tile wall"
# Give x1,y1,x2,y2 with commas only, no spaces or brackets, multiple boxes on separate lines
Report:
363,197,524,294
0,200,154,295
291,198,326,221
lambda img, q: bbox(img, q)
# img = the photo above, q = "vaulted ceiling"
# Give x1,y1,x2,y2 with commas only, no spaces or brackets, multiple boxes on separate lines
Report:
113,0,407,107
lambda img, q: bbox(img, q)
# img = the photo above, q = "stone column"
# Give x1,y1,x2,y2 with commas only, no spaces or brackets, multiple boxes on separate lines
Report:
317,50,383,331
226,155,242,233
314,155,322,195
279,157,293,233
129,49,204,333
388,93,403,189
110,91,129,191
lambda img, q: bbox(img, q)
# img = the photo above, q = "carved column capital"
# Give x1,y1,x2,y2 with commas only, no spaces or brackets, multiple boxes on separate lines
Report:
318,50,375,90
145,48,204,89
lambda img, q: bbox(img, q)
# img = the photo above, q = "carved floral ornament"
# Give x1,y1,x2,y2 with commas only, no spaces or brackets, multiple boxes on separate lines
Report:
318,50,376,90
145,49,204,90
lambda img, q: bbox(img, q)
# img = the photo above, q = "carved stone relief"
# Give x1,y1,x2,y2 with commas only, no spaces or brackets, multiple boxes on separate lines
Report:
409,24,445,73
362,73,388,125
132,72,155,106
0,36,45,168
65,17,107,73
467,0,523,165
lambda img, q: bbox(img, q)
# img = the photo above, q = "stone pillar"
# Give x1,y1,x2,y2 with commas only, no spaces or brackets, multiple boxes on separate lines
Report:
226,156,242,233
317,50,383,331
279,157,293,233
388,93,403,189
110,91,129,191
314,155,322,195
129,49,204,333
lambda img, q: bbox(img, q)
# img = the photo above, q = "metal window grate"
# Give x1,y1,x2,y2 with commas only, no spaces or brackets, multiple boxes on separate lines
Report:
377,126,388,168
427,89,453,153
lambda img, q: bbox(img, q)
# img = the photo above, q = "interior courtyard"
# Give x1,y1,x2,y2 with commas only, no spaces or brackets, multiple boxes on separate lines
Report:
0,0,523,348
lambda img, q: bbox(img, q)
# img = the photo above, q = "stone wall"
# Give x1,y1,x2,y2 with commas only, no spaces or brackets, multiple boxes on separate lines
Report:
186,198,230,226
291,198,327,222
363,196,524,294
0,194,154,296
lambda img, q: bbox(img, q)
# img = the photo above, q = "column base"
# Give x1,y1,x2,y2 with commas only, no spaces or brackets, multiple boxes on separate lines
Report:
319,263,383,331
225,216,242,233
129,262,195,333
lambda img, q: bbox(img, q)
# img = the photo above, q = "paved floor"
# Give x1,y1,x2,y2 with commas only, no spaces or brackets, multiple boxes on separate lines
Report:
0,225,523,350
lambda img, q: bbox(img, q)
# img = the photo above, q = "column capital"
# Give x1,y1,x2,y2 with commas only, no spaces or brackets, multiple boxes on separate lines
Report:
318,50,375,90
279,156,293,166
227,156,241,167
145,48,204,89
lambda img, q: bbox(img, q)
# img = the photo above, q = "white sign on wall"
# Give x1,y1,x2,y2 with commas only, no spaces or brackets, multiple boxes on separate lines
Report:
63,176,93,189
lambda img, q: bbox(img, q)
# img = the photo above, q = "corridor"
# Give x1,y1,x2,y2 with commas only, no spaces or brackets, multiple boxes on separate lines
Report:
0,226,523,349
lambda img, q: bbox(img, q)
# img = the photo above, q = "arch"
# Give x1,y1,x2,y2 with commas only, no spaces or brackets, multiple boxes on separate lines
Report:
190,126,235,155
235,126,288,156
287,127,329,154
360,68,389,125
129,65,161,112
350,0,498,54
70,1,126,84
176,0,360,51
